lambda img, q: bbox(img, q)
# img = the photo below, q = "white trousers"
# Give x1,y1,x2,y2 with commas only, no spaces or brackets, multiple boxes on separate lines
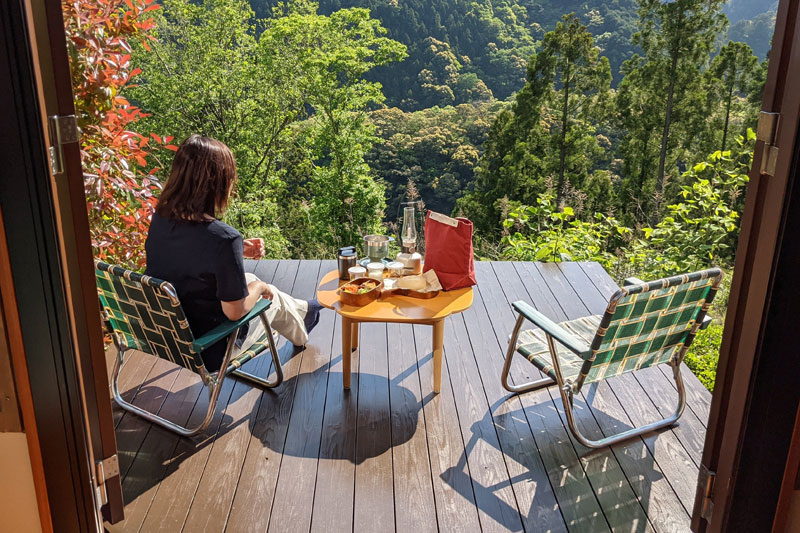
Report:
232,272,309,355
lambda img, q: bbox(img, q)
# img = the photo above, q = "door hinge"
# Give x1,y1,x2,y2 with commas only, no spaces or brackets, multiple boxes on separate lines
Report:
699,464,716,522
757,111,780,177
95,454,120,506
47,114,79,175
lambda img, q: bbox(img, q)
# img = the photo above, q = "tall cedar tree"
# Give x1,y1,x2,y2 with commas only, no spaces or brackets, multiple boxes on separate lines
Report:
531,13,611,202
708,41,760,152
461,12,611,234
625,0,726,215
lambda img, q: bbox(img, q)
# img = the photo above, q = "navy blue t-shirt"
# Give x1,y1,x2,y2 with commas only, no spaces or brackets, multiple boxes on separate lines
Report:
145,212,249,371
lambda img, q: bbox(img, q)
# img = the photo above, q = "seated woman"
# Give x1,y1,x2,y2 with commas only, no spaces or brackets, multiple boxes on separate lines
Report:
145,134,322,372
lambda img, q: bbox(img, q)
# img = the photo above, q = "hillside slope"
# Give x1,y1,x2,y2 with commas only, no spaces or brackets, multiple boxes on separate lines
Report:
249,0,773,107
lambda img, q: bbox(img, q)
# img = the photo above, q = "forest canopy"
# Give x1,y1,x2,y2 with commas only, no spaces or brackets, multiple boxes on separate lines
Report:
67,0,773,389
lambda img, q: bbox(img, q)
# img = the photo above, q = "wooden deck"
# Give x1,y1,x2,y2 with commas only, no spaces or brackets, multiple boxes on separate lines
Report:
105,260,711,533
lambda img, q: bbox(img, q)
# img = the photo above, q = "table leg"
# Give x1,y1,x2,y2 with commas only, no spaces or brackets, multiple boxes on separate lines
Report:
351,321,359,350
342,316,352,390
432,319,444,394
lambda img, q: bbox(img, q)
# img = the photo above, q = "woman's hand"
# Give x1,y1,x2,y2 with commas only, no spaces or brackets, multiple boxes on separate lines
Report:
260,283,274,301
243,238,265,259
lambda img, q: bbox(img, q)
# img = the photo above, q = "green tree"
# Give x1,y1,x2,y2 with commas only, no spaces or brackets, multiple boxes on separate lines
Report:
265,2,407,248
130,0,294,256
366,102,498,220
532,13,612,202
131,0,404,256
707,41,760,152
622,0,727,213
458,13,611,234
615,56,662,220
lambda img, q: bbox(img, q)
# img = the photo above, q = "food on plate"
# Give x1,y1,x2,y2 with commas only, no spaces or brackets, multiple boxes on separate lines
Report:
342,280,379,294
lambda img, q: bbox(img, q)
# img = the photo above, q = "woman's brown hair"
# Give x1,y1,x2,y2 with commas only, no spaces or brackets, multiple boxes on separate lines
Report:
156,135,237,221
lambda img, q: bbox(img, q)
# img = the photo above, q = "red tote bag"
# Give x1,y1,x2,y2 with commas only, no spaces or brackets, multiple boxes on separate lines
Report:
423,211,476,290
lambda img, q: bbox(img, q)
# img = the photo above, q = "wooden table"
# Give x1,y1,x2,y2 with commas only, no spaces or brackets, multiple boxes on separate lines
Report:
316,270,473,393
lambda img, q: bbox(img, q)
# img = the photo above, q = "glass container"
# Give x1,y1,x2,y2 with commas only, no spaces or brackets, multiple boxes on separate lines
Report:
366,262,385,280
386,261,404,278
348,266,366,280
401,206,417,252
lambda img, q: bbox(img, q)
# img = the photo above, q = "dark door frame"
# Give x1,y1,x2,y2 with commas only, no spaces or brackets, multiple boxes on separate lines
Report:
1,0,123,529
693,0,800,530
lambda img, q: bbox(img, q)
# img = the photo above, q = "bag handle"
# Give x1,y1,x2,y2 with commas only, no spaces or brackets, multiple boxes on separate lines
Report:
428,211,459,228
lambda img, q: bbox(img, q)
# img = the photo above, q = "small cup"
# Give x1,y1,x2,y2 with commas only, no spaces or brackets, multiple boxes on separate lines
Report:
366,262,385,280
386,261,404,278
348,266,366,280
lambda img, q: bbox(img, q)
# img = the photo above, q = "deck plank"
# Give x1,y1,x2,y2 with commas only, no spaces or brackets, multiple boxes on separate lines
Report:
310,295,361,532
583,380,693,533
387,322,438,533
108,259,277,532
138,375,237,531
140,260,292,532
481,261,610,532
461,282,566,533
524,261,655,533
414,322,483,532
261,261,338,533
106,367,204,532
104,260,712,533
443,312,525,532
182,260,302,531
353,321,395,532
632,367,705,466
605,372,698,513
112,349,158,427
114,359,180,478
559,261,692,531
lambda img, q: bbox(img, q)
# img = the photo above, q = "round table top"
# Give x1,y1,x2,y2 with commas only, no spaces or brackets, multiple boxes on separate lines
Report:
316,270,473,324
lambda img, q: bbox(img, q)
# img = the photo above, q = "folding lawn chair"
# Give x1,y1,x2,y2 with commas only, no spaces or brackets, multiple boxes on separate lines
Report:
95,261,283,437
501,268,723,448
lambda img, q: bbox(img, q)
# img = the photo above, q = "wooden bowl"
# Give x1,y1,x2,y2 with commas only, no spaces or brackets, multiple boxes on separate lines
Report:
339,277,383,306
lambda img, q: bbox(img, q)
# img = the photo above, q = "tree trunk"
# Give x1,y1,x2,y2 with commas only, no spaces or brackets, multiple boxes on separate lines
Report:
721,80,734,153
639,129,651,197
655,9,685,221
655,50,680,221
557,62,571,204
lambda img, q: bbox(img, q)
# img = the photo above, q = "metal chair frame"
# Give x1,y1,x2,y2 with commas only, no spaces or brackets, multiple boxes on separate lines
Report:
501,271,720,449
501,312,686,449
97,262,284,437
110,311,283,438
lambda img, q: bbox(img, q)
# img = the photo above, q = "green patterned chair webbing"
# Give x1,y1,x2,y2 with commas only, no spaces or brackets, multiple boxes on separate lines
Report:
95,261,207,374
517,268,722,388
517,315,601,384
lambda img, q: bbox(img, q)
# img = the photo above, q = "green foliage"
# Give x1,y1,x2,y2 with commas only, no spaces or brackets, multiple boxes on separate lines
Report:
500,193,629,269
498,131,752,276
706,41,761,153
625,131,752,278
459,16,613,234
534,13,612,201
130,0,292,249
224,193,291,258
684,323,723,391
617,0,728,217
367,102,503,219
130,0,404,255
264,3,406,248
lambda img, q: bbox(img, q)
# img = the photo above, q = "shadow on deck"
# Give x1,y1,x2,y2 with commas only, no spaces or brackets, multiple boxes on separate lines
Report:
105,260,711,533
